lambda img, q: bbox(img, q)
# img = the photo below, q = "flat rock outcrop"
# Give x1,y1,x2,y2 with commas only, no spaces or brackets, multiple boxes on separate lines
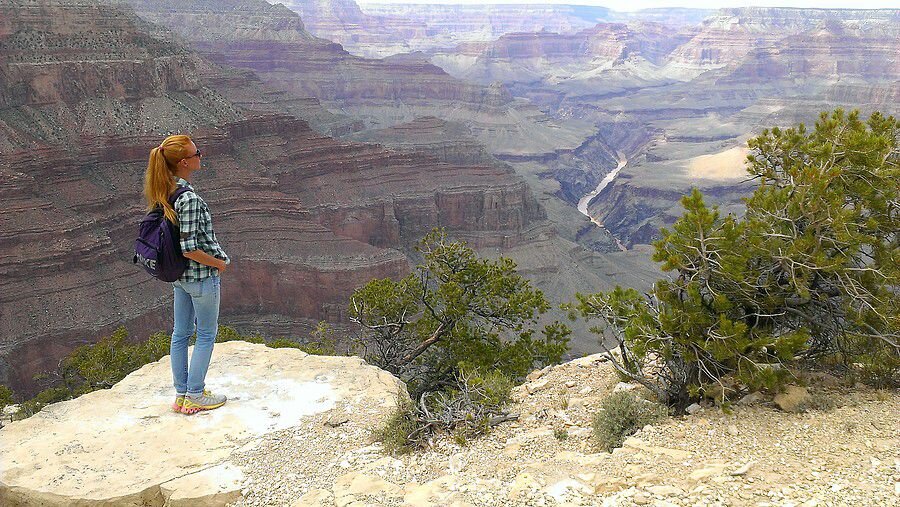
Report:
0,341,405,506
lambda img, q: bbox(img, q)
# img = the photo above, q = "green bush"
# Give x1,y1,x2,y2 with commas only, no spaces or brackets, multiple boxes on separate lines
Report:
554,427,569,441
268,322,338,355
16,387,71,418
350,229,569,398
0,384,13,426
592,392,667,452
371,395,420,455
60,327,170,392
0,384,12,410
216,325,264,344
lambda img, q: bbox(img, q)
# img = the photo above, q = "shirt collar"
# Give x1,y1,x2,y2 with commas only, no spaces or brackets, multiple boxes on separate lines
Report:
175,177,193,190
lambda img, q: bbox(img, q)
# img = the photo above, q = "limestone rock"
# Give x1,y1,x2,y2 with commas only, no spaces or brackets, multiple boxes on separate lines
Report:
623,437,692,461
613,382,640,393
526,378,551,395
0,342,405,506
738,391,766,406
774,385,810,413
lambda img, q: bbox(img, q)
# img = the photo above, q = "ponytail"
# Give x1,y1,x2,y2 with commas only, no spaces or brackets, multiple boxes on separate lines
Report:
143,135,193,223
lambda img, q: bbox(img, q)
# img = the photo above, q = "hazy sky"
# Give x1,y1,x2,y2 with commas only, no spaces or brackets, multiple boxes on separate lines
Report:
357,1,900,11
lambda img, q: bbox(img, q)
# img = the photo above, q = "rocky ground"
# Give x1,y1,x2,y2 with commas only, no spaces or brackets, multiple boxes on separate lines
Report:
232,355,899,507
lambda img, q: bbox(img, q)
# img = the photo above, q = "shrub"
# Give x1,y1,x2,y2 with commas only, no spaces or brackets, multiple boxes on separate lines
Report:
268,322,339,355
216,325,264,344
572,110,900,410
554,428,569,441
592,392,667,452
350,228,569,398
60,326,170,393
373,369,515,452
799,392,840,412
16,387,71,418
371,395,420,455
0,384,13,427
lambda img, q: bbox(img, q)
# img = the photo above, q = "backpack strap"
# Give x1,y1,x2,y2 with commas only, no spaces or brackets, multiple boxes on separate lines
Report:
168,186,193,207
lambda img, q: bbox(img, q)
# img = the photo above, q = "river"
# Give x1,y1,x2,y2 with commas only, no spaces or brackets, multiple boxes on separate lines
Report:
576,152,628,251
577,152,627,223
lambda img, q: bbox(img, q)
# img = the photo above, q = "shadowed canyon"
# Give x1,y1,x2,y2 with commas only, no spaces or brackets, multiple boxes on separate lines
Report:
1,0,897,397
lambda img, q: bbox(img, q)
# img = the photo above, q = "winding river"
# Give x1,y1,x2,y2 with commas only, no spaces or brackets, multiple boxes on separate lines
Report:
577,152,627,224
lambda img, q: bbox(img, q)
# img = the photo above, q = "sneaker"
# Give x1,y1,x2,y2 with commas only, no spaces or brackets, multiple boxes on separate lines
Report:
181,390,227,414
173,394,186,412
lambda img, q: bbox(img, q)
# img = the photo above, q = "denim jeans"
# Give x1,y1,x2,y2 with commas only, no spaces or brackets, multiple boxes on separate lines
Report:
171,275,220,395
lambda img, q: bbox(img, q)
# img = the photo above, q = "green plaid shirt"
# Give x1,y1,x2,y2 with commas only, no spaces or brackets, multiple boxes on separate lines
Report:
174,177,229,282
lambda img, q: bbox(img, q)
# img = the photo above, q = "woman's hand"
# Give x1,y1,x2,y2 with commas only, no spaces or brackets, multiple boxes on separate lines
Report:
183,250,229,273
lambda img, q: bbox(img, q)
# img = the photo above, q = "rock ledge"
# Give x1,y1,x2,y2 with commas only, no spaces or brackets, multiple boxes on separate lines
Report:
0,341,404,506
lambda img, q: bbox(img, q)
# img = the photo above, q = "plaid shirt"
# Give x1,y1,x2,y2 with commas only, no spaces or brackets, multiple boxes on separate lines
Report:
174,177,229,282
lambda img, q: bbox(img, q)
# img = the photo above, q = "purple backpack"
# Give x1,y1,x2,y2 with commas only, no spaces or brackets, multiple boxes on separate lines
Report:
133,187,193,282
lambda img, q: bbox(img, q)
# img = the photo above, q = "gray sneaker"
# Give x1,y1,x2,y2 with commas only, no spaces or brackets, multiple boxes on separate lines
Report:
181,390,227,414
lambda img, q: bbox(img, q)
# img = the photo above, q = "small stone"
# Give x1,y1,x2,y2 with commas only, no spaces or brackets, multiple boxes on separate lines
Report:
565,380,577,388
526,378,551,395
727,425,739,436
526,369,545,382
685,403,703,415
325,413,350,428
578,386,593,395
730,462,753,476
690,463,727,481
647,484,684,496
613,382,639,393
774,385,809,413
737,391,765,405
633,493,651,505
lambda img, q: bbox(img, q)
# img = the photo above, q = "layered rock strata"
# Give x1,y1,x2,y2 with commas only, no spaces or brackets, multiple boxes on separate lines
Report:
428,7,900,248
347,116,496,166
122,0,595,161
0,0,548,396
283,1,612,57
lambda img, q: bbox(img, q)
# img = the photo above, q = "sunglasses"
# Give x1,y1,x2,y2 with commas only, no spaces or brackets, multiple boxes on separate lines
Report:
184,148,202,160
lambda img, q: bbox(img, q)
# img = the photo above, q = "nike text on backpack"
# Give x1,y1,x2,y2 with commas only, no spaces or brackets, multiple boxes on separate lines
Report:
133,187,192,282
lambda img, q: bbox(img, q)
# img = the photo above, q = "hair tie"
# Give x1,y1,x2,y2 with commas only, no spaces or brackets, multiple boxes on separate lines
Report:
158,145,165,154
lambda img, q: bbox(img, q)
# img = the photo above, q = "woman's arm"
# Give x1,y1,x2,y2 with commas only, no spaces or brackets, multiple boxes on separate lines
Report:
183,250,228,272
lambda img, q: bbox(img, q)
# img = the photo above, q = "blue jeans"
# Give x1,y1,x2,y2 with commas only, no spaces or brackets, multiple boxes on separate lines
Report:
171,275,220,395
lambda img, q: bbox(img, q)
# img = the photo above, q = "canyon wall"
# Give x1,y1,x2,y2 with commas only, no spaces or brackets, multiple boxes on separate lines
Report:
0,0,549,395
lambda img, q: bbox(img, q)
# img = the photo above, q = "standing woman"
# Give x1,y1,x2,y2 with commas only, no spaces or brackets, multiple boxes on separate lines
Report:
144,135,230,414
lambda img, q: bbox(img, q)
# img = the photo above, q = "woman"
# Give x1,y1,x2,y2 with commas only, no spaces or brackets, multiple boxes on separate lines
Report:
144,134,230,415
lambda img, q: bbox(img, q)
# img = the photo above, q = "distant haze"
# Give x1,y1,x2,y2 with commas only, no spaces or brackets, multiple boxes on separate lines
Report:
356,1,900,12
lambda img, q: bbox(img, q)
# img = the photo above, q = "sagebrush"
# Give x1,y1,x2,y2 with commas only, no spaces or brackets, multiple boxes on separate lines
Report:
593,391,667,452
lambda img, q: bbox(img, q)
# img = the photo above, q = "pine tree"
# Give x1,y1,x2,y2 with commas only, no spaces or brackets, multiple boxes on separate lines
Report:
350,228,570,397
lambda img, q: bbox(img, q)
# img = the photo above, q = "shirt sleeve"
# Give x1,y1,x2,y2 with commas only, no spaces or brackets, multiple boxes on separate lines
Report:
175,192,201,253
